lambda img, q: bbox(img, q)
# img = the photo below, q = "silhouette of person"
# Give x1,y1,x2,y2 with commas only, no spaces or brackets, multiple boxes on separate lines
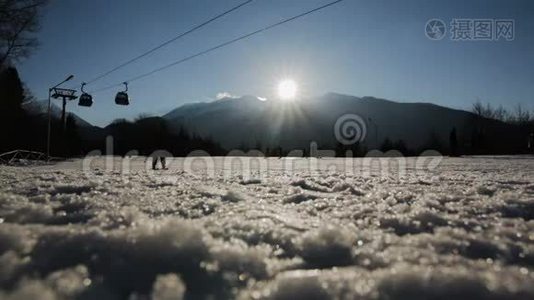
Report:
152,155,167,170
149,120,170,170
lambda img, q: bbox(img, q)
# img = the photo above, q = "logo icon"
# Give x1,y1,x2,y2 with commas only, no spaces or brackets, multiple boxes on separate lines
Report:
425,19,446,40
334,114,367,145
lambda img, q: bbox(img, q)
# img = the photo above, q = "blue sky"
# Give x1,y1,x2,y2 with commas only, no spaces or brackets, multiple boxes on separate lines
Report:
18,0,534,127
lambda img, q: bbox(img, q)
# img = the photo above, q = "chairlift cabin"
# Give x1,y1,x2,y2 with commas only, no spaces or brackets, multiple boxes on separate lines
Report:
115,82,130,105
78,83,93,107
79,93,93,107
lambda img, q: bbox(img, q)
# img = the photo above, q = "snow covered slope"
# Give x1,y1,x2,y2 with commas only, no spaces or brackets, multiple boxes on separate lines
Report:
0,156,533,299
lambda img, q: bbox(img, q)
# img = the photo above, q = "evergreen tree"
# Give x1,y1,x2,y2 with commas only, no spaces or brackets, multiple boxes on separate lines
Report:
0,67,25,151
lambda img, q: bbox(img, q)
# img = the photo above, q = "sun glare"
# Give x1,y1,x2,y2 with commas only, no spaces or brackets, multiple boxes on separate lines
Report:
277,79,298,100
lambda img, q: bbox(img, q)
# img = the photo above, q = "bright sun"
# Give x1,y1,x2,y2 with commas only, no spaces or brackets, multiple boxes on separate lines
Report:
277,79,298,100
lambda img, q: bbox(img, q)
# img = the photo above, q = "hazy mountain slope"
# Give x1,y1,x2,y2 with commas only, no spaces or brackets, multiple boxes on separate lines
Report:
162,93,522,152
23,99,92,128
164,96,270,149
23,100,108,150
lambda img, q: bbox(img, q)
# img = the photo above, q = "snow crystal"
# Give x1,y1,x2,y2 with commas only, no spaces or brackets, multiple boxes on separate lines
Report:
0,280,57,300
240,179,262,185
283,193,317,204
44,265,91,298
254,270,330,300
221,191,247,203
4,203,54,224
50,183,94,195
151,273,186,300
499,200,534,221
290,179,330,193
296,226,355,268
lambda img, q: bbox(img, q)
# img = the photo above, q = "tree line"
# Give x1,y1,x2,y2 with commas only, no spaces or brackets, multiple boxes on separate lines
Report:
101,117,225,157
472,100,534,125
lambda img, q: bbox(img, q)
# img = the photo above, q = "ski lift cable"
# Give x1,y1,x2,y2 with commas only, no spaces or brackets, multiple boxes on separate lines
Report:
79,0,255,87
89,0,345,94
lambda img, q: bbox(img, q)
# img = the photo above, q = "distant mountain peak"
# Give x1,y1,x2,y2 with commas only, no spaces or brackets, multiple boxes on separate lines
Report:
216,95,263,102
323,92,356,98
321,92,362,102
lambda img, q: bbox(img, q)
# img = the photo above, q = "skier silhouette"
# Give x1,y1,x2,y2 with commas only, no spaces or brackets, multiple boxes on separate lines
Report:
152,155,167,170
148,119,169,170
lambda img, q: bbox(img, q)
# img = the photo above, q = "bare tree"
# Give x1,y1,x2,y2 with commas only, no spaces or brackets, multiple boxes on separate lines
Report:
472,100,496,119
493,105,509,122
471,100,534,125
472,100,485,117
0,0,48,67
513,104,531,125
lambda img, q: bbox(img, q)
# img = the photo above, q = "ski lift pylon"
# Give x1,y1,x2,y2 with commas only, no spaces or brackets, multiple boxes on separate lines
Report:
115,82,130,106
78,83,93,107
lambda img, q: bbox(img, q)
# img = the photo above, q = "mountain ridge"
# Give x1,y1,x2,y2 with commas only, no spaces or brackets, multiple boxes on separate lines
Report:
26,93,525,154
161,93,504,151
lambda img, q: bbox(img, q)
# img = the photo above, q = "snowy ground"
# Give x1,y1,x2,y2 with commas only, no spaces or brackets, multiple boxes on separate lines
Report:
0,156,534,299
